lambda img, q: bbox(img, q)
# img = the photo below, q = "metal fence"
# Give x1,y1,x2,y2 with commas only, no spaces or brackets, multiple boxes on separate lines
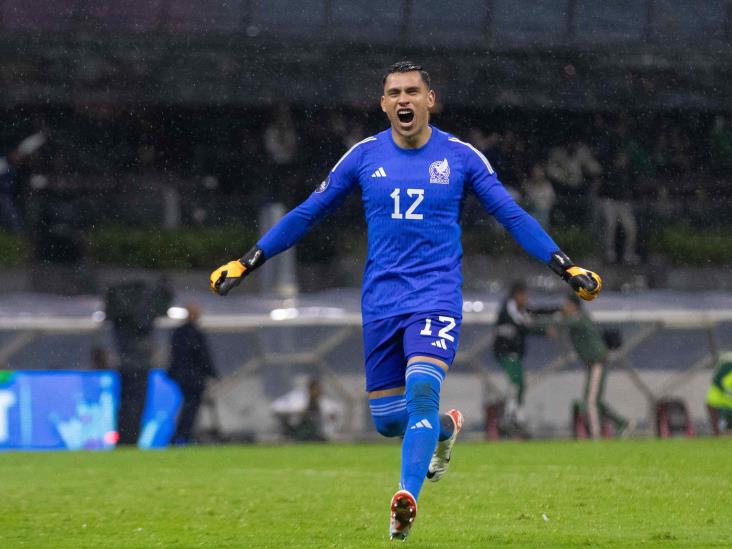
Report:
1,298,731,439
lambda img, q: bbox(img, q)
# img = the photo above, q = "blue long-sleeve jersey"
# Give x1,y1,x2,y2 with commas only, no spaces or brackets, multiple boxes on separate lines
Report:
258,126,559,323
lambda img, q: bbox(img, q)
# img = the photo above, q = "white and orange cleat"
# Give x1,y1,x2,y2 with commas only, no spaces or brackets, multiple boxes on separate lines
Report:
426,409,464,482
389,489,417,541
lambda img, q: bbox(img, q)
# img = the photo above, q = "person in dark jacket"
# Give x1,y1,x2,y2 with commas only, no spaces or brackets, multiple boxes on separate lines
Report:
168,303,218,444
106,277,172,445
492,281,555,435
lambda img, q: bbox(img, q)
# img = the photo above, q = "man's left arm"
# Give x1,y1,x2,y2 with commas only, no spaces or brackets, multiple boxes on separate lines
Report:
466,148,602,301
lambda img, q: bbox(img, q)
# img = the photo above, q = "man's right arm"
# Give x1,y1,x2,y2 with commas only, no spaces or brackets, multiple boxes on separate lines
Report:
210,139,368,295
210,187,351,296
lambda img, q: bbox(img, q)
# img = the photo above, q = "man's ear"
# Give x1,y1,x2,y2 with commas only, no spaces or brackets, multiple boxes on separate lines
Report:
380,95,387,113
427,89,436,109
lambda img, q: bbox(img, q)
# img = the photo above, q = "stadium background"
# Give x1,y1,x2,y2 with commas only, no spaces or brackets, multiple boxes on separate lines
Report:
1,0,732,442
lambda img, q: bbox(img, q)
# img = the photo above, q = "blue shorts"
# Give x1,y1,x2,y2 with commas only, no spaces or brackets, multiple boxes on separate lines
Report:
362,311,462,392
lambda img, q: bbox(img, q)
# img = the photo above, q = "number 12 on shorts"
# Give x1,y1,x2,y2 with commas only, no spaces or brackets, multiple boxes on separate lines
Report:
419,316,456,342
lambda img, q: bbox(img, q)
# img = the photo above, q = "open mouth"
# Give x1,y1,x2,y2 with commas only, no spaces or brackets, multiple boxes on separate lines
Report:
397,109,415,124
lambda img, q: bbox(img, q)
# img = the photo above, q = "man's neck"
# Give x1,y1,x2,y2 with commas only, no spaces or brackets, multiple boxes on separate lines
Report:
391,125,432,149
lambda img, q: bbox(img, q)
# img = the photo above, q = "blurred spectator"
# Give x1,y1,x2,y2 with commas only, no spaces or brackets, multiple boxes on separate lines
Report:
470,128,523,197
495,130,519,188
597,117,656,263
560,294,629,440
263,105,299,200
521,162,555,229
0,132,46,232
473,129,502,172
343,121,367,149
668,126,693,175
654,125,692,177
105,278,172,445
490,130,524,191
31,183,91,265
710,114,732,175
264,105,298,166
328,109,367,150
167,303,219,445
473,127,499,150
271,377,343,442
545,140,601,226
706,352,732,436
492,280,556,437
597,146,639,265
652,128,672,176
0,151,22,232
545,140,602,191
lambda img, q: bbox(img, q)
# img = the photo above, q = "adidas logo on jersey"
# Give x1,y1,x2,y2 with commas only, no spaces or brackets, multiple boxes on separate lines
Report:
431,339,448,350
371,167,387,178
410,419,433,430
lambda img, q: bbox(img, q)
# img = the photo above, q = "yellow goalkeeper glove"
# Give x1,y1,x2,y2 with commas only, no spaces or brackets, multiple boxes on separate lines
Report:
210,246,265,296
548,252,602,301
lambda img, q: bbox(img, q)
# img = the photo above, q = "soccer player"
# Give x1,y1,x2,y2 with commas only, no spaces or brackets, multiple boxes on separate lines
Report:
493,280,556,437
706,352,732,435
210,61,602,541
560,294,627,439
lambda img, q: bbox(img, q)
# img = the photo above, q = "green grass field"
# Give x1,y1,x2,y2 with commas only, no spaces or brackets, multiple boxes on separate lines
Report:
1,438,731,548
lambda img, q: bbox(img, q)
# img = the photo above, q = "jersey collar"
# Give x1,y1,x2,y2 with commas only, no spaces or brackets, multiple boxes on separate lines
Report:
388,125,437,154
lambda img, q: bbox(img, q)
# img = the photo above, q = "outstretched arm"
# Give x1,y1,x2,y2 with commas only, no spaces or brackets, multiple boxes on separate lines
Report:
491,197,558,263
210,139,367,295
210,182,353,295
464,142,602,301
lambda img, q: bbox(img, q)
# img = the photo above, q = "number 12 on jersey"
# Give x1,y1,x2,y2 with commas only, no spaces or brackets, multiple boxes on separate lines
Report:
391,188,424,220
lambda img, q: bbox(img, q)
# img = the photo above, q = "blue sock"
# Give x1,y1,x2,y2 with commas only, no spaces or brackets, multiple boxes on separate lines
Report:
369,394,407,437
400,361,445,500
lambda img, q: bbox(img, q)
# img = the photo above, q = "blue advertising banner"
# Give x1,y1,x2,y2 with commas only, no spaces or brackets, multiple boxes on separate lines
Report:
0,369,183,451
0,370,119,450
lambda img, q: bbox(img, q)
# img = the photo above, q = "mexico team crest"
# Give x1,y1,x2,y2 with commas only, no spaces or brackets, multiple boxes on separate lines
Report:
429,158,450,184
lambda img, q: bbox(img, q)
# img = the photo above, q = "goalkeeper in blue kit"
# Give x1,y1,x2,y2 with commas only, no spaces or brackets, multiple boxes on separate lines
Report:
210,61,601,541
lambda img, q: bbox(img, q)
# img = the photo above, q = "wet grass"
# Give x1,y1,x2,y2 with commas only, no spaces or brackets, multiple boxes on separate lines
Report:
1,438,730,547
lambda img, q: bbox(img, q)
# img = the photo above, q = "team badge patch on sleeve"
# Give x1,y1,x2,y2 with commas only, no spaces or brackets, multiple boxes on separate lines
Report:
315,175,330,193
429,158,450,184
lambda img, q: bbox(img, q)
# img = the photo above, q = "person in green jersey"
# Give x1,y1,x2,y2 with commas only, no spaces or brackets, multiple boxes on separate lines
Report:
561,294,628,439
706,352,732,435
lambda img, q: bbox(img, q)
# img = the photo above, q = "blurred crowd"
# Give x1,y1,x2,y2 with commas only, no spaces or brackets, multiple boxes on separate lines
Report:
2,106,732,265
468,111,732,263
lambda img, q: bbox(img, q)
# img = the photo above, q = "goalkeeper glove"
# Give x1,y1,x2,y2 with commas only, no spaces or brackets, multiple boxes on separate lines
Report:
210,246,265,296
548,251,602,301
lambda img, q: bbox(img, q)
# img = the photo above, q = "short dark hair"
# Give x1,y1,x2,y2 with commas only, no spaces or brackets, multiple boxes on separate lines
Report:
383,61,431,89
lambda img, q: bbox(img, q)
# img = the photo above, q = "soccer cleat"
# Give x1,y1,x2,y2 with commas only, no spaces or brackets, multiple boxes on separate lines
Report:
389,489,417,541
426,409,464,482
